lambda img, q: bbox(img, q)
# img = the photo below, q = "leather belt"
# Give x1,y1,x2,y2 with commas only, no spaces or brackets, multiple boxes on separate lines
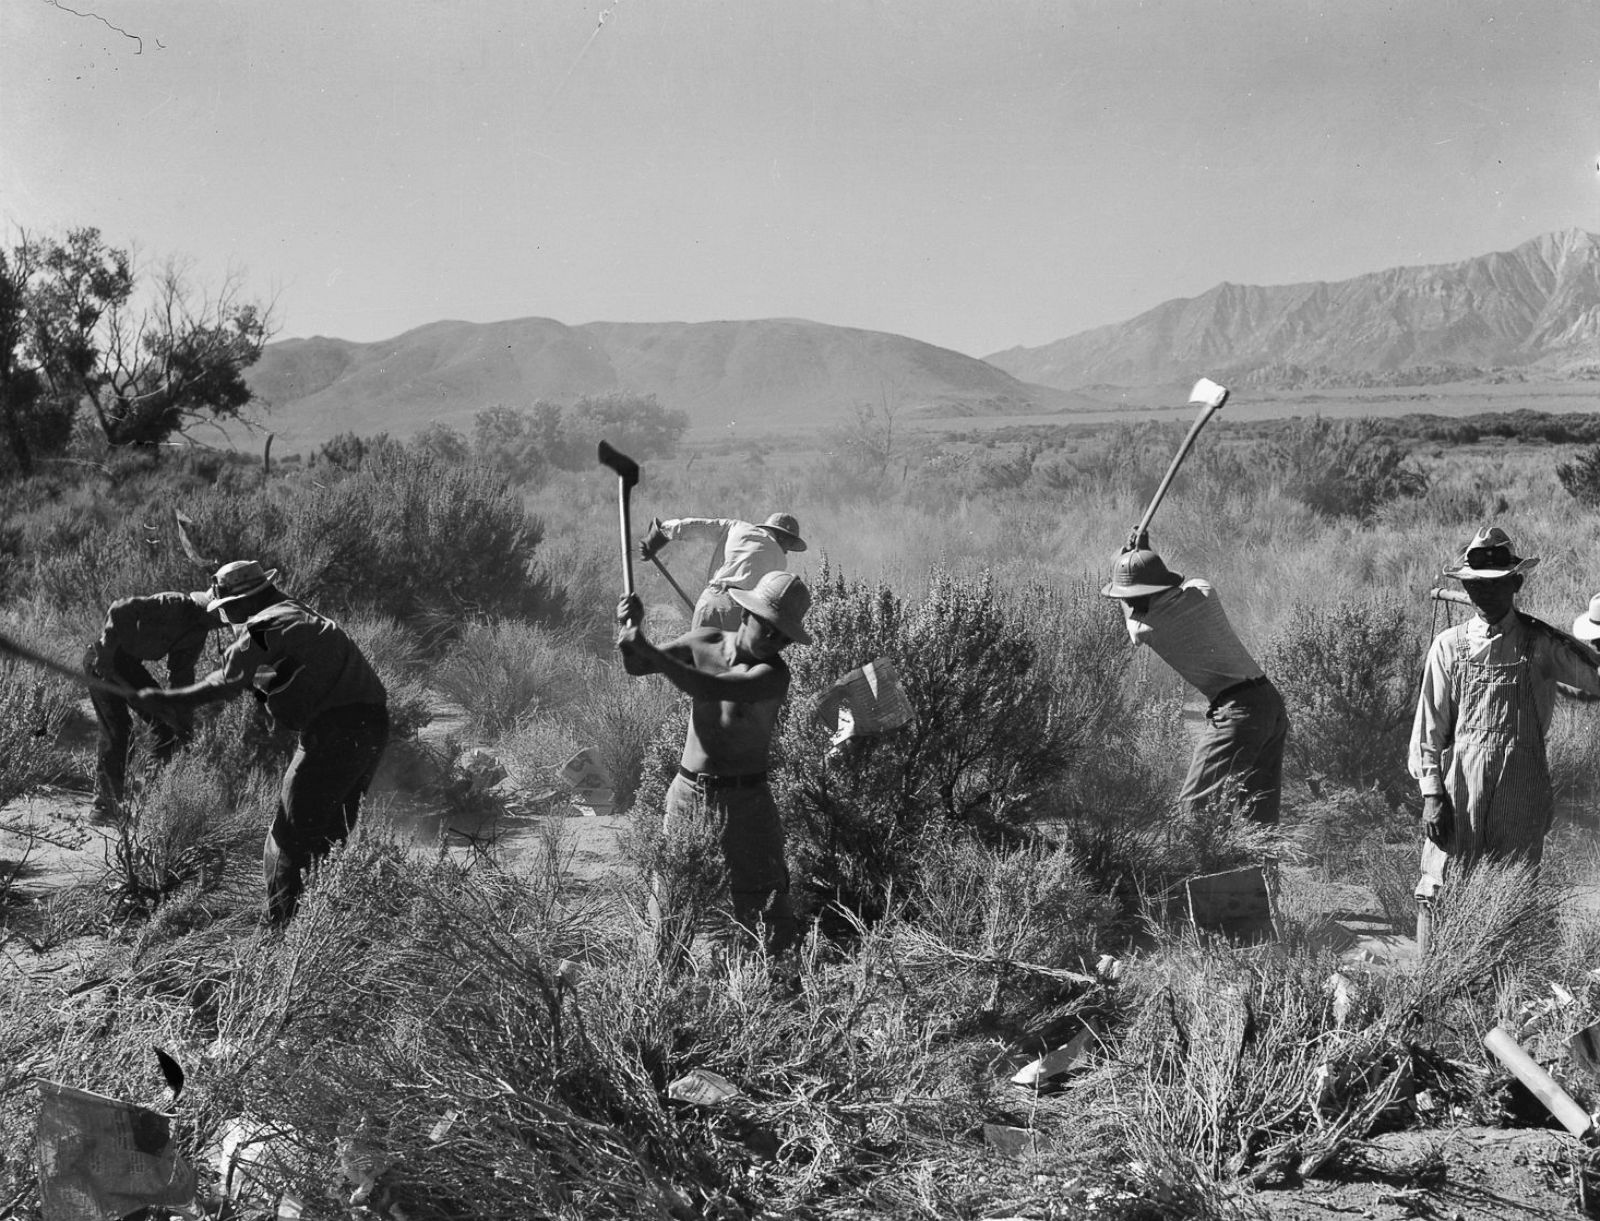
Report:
1212,674,1270,705
677,765,768,790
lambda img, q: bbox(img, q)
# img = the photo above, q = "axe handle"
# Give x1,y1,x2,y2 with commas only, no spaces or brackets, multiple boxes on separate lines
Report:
617,482,635,599
0,630,140,699
1427,587,1600,664
1135,402,1222,539
649,555,697,613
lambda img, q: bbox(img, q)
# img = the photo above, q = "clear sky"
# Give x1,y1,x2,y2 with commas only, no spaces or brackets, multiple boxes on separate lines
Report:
3,0,1597,357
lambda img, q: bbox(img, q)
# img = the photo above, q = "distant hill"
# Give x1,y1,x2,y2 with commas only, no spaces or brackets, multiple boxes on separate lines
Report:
985,230,1600,391
245,317,1087,450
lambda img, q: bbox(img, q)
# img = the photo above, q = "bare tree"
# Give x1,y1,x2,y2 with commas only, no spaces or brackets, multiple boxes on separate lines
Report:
0,227,275,473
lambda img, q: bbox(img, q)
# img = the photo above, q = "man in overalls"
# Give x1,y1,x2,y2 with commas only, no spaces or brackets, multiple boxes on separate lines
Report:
1409,526,1600,944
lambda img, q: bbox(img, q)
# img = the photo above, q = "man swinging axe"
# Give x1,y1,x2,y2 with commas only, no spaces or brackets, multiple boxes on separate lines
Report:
1098,379,1289,824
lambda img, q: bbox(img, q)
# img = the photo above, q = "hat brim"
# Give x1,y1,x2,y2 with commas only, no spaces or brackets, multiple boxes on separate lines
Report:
728,586,812,645
1573,617,1600,645
206,568,279,612
1441,557,1539,581
1100,574,1184,599
764,527,807,552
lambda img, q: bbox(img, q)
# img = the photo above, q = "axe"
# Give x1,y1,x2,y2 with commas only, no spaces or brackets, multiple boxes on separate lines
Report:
597,440,640,600
1131,377,1230,542
0,629,141,700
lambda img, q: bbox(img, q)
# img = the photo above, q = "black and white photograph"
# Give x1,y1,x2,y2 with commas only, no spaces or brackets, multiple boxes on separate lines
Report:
3,2,1600,1217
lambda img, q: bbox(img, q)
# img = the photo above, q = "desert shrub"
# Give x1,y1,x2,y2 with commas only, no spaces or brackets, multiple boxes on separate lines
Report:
432,619,589,738
769,566,1132,923
180,448,559,635
1556,442,1600,507
1262,595,1422,807
1269,416,1428,520
105,751,270,921
567,662,681,814
0,663,77,804
899,834,1119,1016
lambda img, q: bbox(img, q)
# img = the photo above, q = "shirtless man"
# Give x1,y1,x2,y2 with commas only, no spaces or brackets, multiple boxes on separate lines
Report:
616,569,812,960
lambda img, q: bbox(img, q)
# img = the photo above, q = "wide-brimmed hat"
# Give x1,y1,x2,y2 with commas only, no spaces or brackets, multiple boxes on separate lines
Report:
729,571,812,645
1101,547,1184,599
207,559,280,611
1574,594,1600,645
760,513,807,552
1441,526,1539,581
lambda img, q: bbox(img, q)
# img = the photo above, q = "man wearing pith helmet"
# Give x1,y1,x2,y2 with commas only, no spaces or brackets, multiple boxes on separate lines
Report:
639,510,807,631
1409,527,1600,902
616,569,810,967
133,559,390,926
1101,530,1289,824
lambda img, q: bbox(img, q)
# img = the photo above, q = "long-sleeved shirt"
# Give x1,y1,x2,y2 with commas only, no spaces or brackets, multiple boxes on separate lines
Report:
89,592,217,684
207,599,386,732
1408,608,1600,798
660,517,788,594
1122,578,1264,701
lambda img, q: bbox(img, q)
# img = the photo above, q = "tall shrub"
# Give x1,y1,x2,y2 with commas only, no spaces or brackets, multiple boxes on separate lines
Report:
1269,417,1427,521
769,565,1131,921
1262,596,1422,808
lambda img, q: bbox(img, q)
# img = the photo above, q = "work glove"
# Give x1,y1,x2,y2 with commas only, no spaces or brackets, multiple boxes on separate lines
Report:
639,519,670,561
1421,793,1453,848
616,594,644,629
1124,527,1150,553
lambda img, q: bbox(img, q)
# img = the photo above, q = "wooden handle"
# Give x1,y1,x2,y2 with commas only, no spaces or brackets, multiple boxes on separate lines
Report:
1484,1025,1593,1138
1135,402,1221,538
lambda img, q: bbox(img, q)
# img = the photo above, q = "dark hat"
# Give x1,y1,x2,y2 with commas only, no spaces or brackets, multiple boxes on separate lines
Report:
1100,548,1184,599
207,559,280,611
1441,526,1539,581
729,571,812,644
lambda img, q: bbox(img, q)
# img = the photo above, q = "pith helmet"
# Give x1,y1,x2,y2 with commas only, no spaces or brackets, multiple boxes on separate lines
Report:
1100,548,1184,599
1441,525,1539,581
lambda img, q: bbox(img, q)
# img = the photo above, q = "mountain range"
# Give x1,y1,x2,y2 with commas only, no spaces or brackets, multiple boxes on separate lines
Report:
246,230,1600,448
985,229,1600,391
244,318,1090,449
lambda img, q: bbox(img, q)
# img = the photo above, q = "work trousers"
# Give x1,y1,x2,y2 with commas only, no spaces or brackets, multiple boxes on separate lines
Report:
1179,679,1289,825
692,587,744,632
264,702,389,925
655,772,797,964
84,647,191,811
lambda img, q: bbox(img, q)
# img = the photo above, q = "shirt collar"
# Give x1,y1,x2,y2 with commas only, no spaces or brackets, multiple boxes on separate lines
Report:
1472,607,1521,638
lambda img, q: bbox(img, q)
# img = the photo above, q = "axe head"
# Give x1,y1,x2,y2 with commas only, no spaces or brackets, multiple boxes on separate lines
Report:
1189,377,1229,410
597,440,640,488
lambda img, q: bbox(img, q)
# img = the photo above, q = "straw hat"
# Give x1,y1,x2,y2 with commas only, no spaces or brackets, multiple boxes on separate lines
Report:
760,513,807,552
729,571,812,644
207,559,280,611
1441,526,1539,581
1574,594,1600,645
